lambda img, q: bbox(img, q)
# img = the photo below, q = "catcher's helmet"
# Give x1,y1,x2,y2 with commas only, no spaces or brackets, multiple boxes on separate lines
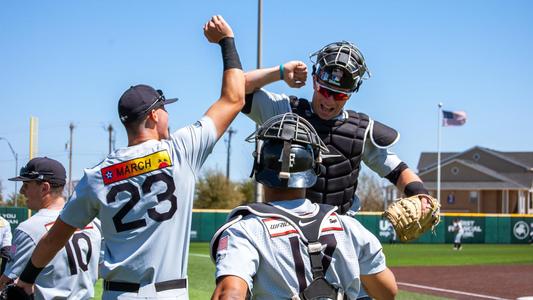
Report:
246,113,328,189
310,41,371,93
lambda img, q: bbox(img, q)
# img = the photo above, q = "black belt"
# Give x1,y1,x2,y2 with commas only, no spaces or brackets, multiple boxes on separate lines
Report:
104,279,187,293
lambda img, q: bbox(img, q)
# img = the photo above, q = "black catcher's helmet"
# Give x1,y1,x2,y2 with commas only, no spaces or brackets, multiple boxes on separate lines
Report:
246,113,328,189
310,41,371,93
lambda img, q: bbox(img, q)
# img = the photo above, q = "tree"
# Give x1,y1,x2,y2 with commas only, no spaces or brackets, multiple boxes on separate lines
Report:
194,169,247,209
238,178,255,204
8,192,27,207
356,169,386,211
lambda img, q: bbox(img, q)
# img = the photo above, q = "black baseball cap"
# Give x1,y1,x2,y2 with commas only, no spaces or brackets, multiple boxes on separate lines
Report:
118,84,178,123
9,157,66,186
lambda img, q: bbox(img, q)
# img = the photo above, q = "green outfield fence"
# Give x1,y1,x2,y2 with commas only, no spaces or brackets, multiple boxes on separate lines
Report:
0,207,30,231
1,207,531,244
191,209,533,244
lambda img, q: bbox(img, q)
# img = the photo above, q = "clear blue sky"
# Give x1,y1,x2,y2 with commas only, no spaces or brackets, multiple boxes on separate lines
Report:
1,1,532,199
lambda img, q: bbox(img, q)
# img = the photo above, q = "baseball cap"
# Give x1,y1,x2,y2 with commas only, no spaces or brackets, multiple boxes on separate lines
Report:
118,84,178,123
9,157,66,186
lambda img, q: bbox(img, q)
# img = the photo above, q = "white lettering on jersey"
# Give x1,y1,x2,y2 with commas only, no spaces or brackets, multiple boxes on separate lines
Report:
262,214,343,238
262,218,298,238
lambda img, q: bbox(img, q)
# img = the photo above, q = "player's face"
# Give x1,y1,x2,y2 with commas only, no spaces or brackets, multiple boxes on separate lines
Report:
311,79,351,120
20,181,44,210
155,107,169,139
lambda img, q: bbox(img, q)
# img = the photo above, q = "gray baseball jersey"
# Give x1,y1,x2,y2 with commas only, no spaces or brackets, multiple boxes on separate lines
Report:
0,217,12,248
59,116,217,299
4,209,101,300
212,199,386,299
244,88,402,177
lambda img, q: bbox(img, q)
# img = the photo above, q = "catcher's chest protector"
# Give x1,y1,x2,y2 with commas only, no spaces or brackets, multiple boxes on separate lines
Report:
290,97,369,214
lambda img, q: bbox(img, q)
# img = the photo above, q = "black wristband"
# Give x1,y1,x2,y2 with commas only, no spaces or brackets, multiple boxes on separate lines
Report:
218,37,242,71
385,162,409,185
19,259,44,284
404,181,429,197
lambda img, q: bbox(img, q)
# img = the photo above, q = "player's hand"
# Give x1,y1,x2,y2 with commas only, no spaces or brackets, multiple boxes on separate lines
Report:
14,279,34,296
203,15,234,43
419,194,431,215
282,61,307,88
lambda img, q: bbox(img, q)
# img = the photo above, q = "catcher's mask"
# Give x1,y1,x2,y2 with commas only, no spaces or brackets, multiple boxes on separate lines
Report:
310,41,371,93
246,113,328,189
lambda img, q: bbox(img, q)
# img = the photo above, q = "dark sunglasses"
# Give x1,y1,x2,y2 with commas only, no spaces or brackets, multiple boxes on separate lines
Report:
19,167,53,180
144,91,166,113
316,83,351,101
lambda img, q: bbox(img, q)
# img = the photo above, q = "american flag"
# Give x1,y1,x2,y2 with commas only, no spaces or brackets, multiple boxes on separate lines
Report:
442,110,467,126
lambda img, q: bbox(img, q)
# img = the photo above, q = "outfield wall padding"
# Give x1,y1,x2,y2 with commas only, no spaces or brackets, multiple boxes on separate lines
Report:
1,207,531,244
191,210,533,244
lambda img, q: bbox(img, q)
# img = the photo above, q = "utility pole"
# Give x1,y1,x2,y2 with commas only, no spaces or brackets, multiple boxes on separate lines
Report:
225,128,236,180
255,0,264,203
107,124,114,154
68,123,74,197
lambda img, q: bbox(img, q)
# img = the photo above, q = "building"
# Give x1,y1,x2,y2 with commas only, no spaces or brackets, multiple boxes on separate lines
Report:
417,146,533,214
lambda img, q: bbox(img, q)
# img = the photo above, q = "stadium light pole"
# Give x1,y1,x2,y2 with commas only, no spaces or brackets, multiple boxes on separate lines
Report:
254,0,264,203
0,137,19,206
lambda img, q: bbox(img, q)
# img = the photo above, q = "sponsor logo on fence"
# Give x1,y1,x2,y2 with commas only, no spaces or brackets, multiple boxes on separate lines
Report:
447,220,482,238
513,221,530,240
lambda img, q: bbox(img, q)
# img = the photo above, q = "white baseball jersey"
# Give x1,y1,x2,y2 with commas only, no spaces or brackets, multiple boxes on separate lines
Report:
0,217,12,249
453,221,464,243
244,88,403,178
60,116,217,299
212,199,386,299
4,209,101,300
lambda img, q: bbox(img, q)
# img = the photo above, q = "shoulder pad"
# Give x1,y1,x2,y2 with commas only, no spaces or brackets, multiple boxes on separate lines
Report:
368,119,400,148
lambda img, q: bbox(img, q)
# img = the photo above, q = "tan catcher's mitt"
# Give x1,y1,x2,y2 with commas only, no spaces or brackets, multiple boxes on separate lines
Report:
382,194,441,242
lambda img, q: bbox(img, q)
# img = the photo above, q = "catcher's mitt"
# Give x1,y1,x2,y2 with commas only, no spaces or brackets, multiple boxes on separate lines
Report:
0,284,33,300
382,194,440,242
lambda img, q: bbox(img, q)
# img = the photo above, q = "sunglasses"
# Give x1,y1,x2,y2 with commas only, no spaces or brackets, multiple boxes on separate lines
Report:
19,167,53,181
316,83,352,101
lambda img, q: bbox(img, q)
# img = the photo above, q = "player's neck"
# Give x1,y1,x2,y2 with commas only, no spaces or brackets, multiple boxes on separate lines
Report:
41,195,66,211
127,131,160,146
264,187,306,202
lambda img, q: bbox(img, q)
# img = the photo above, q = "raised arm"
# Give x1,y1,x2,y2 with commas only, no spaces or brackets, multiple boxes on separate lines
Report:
245,60,308,94
16,218,77,295
203,15,245,139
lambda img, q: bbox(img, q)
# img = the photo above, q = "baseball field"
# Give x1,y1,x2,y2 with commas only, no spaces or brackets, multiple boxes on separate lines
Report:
91,243,533,299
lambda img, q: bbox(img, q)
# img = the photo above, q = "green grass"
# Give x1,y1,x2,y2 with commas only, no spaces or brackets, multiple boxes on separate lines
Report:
92,243,533,299
383,243,533,266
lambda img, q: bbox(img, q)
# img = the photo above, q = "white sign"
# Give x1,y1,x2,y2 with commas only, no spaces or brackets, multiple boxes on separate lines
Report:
513,221,530,240
447,220,482,238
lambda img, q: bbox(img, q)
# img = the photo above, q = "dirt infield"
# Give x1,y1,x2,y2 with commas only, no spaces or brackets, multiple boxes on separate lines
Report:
391,265,533,299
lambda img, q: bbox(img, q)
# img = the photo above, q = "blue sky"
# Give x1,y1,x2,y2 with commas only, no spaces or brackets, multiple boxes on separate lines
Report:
1,1,532,199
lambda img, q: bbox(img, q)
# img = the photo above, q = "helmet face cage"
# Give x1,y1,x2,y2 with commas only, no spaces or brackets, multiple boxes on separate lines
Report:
310,41,371,93
246,113,329,188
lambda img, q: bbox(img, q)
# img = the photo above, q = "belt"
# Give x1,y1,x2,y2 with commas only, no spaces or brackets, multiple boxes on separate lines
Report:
104,279,187,293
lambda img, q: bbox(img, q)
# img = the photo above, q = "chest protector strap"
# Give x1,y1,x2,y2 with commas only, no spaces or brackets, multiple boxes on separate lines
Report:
211,203,345,300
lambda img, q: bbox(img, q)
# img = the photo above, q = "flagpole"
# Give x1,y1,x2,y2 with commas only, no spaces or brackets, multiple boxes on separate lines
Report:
437,103,443,205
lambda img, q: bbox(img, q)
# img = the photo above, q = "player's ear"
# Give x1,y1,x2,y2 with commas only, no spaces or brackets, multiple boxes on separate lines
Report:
148,109,159,122
41,181,51,195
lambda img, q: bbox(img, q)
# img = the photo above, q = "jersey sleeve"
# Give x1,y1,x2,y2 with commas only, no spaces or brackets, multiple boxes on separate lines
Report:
60,174,99,229
362,139,403,177
170,115,218,174
347,219,387,275
3,230,35,278
0,226,12,248
213,224,259,292
244,88,291,125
